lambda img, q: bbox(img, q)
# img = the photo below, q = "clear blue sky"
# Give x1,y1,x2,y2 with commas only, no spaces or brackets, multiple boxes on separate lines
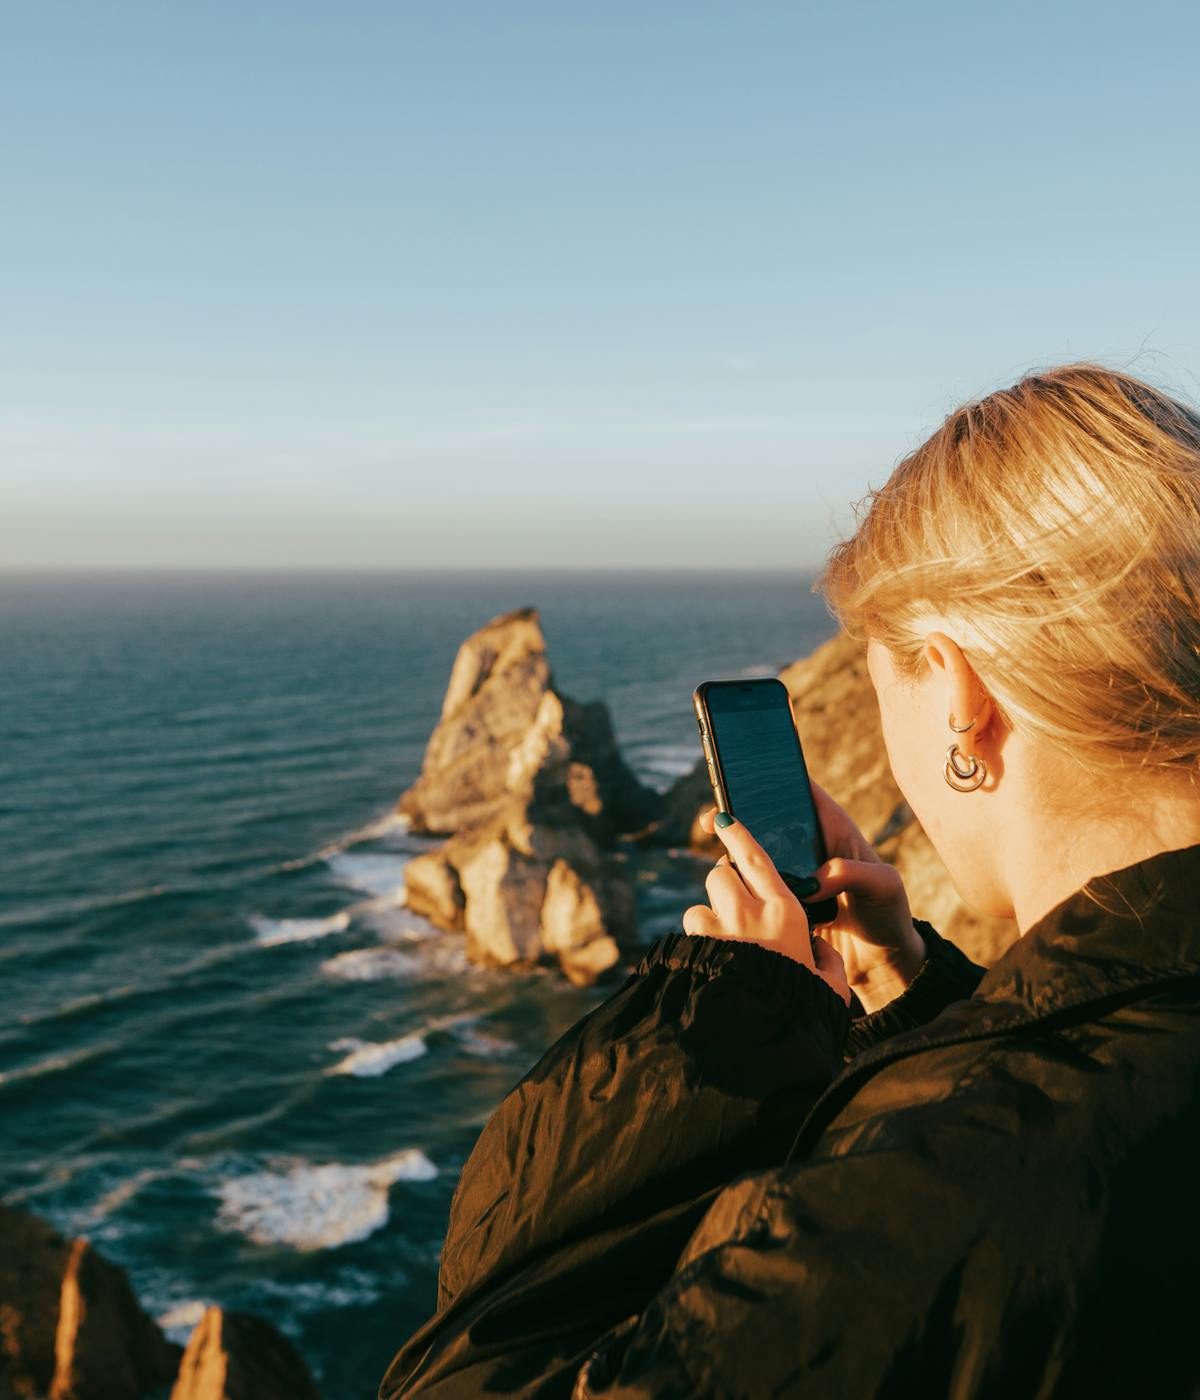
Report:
4,0,1198,569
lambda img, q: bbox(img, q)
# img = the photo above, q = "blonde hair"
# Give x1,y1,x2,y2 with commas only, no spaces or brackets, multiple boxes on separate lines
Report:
813,362,1200,811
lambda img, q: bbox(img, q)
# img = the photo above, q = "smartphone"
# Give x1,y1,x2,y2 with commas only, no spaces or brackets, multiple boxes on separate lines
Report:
693,677,839,927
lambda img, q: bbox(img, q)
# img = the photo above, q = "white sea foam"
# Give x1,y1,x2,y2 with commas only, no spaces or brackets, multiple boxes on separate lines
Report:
326,1012,487,1078
430,1012,518,1057
419,940,471,977
157,1300,210,1342
215,1149,438,1250
319,939,468,984
455,1026,519,1058
327,1034,429,1077
275,809,415,875
319,947,422,982
248,910,352,947
341,809,413,845
358,903,440,943
244,1268,387,1313
325,852,408,901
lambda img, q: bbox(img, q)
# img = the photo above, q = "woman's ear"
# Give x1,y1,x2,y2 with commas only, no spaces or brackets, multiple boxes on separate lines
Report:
923,632,987,733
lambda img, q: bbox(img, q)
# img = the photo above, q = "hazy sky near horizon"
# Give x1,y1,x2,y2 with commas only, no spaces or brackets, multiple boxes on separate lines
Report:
4,0,1199,569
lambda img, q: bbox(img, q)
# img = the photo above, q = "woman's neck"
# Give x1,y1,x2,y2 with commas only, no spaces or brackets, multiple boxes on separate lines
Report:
1011,789,1200,937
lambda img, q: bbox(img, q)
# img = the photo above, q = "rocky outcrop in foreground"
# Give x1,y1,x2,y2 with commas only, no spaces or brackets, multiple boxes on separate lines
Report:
399,607,664,985
170,1307,320,1400
0,1206,319,1400
0,1206,179,1400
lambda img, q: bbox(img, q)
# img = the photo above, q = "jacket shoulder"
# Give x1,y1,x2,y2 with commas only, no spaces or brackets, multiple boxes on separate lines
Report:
644,983,1200,1397
827,973,1200,1161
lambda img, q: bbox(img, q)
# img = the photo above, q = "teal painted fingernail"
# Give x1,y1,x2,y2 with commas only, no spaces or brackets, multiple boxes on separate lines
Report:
795,876,821,897
714,811,735,828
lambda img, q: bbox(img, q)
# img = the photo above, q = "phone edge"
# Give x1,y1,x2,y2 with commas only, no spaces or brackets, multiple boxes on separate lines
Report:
692,683,732,815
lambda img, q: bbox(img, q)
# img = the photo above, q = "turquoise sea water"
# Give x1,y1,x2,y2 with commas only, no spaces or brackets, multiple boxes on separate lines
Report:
0,570,839,1399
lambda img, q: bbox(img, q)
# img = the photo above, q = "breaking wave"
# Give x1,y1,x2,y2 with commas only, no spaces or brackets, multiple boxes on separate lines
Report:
215,1149,438,1251
327,1035,429,1077
248,910,352,947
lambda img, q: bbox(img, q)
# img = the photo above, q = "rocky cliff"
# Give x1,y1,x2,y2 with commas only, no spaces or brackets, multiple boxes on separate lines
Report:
170,1307,320,1400
0,1206,319,1400
399,606,661,842
397,607,664,986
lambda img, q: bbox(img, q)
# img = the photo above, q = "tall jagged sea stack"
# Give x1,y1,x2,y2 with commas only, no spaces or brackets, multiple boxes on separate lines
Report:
397,607,665,986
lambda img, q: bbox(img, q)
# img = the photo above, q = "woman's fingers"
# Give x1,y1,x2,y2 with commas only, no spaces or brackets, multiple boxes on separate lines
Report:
704,857,754,928
682,903,726,938
708,815,791,902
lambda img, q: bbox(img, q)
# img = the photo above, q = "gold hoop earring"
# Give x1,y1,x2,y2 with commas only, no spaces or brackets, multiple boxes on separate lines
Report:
944,742,987,791
945,704,987,790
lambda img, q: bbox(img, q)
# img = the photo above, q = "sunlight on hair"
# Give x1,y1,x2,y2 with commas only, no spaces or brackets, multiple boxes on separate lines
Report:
814,363,1200,796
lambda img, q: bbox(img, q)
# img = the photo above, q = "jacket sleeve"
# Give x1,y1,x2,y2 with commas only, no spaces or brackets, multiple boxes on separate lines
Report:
844,916,988,1059
379,930,852,1398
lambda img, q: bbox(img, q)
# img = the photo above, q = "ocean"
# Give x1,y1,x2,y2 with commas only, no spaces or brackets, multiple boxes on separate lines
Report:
0,569,839,1399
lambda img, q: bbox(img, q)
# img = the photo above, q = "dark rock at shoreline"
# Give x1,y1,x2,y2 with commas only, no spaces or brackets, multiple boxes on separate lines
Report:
656,759,717,852
0,1207,323,1400
170,1307,320,1400
0,1205,180,1400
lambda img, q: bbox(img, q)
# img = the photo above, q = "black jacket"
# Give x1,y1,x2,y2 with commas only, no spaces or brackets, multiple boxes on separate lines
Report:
379,843,1200,1398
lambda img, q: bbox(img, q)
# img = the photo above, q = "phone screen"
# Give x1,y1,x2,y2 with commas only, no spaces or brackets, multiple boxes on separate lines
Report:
701,680,823,890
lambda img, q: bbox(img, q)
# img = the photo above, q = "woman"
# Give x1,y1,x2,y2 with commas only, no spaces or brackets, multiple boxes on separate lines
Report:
379,364,1200,1398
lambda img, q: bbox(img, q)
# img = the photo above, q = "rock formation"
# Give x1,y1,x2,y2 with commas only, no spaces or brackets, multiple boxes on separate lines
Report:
663,630,1017,966
399,607,660,841
170,1307,319,1400
398,607,661,986
0,1206,321,1400
0,1206,179,1400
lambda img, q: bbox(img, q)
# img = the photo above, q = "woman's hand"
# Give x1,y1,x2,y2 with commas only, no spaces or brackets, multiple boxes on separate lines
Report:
682,811,851,1007
694,783,927,1014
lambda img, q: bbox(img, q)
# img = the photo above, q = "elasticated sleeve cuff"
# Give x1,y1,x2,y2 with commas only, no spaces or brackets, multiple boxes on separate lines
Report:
637,930,853,1044
844,917,988,1059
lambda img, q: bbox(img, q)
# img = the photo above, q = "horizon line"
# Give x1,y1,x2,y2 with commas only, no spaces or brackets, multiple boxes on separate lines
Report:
0,562,829,577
